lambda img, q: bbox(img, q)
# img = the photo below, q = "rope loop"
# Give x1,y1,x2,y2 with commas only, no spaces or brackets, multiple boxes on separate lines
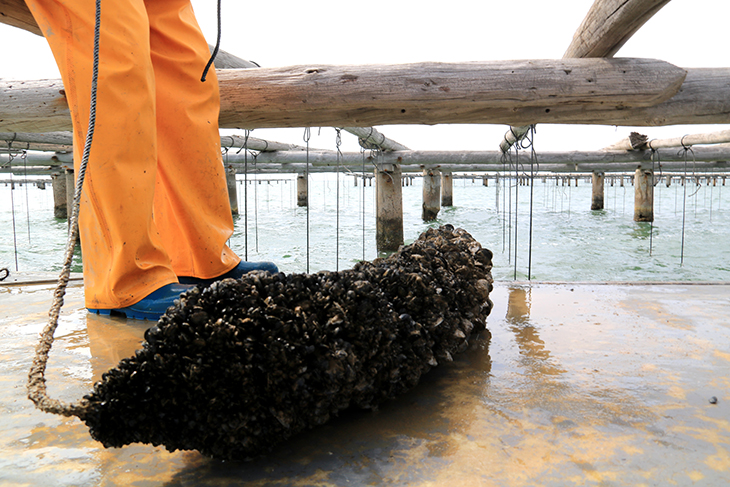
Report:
0,267,9,281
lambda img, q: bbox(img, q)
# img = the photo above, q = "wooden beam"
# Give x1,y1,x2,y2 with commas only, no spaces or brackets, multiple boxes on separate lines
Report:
500,0,672,152
216,59,686,129
1,58,693,133
0,131,311,153
12,144,730,168
341,127,409,151
565,0,673,58
604,128,730,151
0,0,41,36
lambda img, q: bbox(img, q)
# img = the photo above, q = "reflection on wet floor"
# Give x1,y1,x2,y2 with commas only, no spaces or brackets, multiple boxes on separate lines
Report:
1,281,729,486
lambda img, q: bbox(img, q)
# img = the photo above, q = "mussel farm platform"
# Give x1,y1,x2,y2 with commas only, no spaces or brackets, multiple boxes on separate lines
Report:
1,278,729,486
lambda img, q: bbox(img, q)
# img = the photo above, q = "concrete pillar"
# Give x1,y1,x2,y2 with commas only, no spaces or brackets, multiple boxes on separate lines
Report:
51,172,67,219
591,171,605,210
441,172,453,207
375,164,403,252
225,166,238,215
422,168,441,221
634,169,654,222
296,173,308,207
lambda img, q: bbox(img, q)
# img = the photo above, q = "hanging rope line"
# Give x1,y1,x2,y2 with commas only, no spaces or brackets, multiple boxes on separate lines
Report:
648,148,661,256
28,0,102,419
243,129,250,260
253,152,259,253
22,147,31,244
200,0,222,82
303,127,311,273
679,137,695,267
512,144,519,280
525,125,538,280
9,173,18,271
361,146,366,262
335,128,342,271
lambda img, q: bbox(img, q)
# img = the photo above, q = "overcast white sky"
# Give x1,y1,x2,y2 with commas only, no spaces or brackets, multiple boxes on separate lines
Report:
2,0,728,153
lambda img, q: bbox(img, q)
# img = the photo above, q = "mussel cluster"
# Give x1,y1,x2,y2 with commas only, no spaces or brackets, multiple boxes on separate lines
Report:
81,225,494,460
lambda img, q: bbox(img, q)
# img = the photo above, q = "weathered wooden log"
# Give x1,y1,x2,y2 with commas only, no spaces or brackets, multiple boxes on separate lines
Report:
216,59,686,128
0,59,692,132
296,173,307,207
225,166,238,215
0,0,41,36
634,168,654,222
441,172,453,207
565,0,672,58
375,164,403,252
500,0,672,152
0,131,308,154
342,127,409,152
421,168,441,221
591,171,605,210
51,172,66,219
605,128,730,151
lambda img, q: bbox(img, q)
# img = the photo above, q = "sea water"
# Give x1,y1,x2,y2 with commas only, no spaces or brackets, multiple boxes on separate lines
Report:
2,173,729,282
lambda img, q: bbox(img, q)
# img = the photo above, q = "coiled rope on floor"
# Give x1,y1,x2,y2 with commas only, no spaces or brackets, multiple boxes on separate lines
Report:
27,0,102,420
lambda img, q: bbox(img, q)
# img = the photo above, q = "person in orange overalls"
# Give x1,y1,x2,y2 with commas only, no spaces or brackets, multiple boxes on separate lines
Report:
25,0,276,319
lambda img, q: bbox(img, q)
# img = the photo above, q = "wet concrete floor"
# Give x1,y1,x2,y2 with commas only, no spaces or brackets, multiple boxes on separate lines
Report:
1,279,729,486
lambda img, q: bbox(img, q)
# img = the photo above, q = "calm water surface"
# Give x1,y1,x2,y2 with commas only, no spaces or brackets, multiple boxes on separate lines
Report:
2,173,729,282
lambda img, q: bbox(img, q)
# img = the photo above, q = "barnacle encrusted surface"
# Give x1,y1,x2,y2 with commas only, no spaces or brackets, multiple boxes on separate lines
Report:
81,225,494,460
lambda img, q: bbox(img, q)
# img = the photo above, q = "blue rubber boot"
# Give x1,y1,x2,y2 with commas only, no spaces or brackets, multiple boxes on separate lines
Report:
88,283,195,320
178,260,279,287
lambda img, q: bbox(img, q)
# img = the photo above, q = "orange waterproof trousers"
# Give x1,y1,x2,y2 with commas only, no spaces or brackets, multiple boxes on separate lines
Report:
26,0,240,309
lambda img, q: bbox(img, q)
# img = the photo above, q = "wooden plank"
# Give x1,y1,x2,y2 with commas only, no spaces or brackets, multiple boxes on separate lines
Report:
0,0,41,36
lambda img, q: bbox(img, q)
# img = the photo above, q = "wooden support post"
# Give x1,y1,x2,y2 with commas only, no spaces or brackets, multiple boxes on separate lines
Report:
296,173,308,207
51,172,67,219
225,166,238,215
422,168,441,221
591,171,605,210
634,168,654,222
64,168,74,223
441,172,453,207
666,175,672,187
375,164,403,252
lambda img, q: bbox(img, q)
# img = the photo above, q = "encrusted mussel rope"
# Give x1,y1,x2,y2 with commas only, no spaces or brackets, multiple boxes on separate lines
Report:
27,0,102,421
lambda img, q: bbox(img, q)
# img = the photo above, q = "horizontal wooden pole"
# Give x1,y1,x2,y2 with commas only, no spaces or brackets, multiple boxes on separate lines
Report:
605,128,730,151
9,144,730,169
216,58,686,128
0,58,695,132
341,127,409,151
